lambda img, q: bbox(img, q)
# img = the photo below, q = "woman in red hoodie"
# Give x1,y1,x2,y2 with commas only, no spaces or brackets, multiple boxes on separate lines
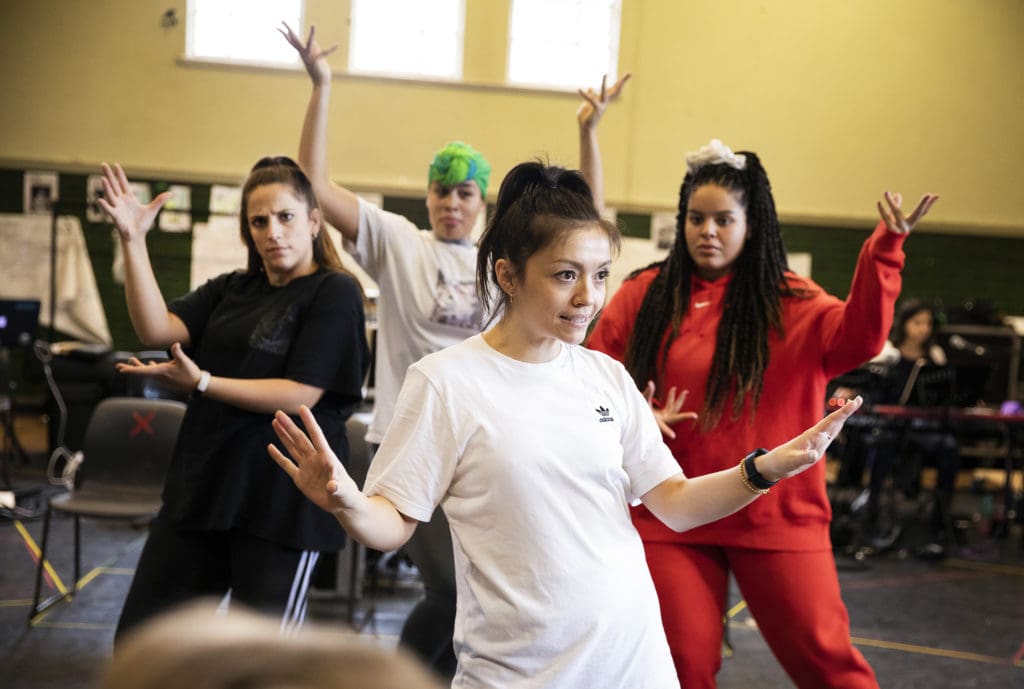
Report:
587,138,938,688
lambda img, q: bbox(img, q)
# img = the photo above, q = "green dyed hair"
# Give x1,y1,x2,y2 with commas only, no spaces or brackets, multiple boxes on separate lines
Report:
428,141,491,198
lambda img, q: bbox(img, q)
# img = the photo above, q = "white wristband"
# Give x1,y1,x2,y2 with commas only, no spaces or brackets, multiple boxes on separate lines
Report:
195,370,211,394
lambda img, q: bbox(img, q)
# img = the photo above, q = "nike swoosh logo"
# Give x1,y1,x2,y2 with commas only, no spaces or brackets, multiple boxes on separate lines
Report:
695,301,710,308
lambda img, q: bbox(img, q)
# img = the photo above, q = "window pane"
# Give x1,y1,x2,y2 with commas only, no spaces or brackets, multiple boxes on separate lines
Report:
508,0,620,90
187,0,302,65
349,0,463,78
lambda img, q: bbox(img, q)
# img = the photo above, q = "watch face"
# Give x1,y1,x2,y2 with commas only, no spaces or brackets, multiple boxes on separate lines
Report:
744,450,776,488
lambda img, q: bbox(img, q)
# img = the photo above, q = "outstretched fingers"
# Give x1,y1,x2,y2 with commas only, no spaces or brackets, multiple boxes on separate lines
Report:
578,87,599,109
111,162,132,196
878,190,940,233
271,410,315,461
267,442,300,479
296,405,333,454
810,395,862,449
905,193,940,227
278,21,302,50
605,73,632,100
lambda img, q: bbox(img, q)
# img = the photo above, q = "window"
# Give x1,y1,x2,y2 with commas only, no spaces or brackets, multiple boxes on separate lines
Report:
507,0,622,90
349,0,464,79
186,0,302,65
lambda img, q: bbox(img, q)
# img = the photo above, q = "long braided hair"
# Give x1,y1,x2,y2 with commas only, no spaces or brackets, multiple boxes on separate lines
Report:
623,152,802,427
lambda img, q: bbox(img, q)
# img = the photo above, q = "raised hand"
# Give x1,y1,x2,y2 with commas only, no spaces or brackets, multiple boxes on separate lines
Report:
97,163,172,242
577,73,632,131
643,380,698,439
757,396,863,481
269,405,360,515
115,342,201,394
877,191,940,235
278,22,337,86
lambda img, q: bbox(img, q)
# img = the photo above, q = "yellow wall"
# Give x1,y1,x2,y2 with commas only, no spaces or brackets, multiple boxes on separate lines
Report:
1,0,1022,234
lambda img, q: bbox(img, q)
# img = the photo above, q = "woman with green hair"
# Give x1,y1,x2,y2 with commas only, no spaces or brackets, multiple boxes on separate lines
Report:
282,24,489,679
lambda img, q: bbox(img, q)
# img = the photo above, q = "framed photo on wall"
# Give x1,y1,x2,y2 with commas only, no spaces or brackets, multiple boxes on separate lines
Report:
24,171,59,214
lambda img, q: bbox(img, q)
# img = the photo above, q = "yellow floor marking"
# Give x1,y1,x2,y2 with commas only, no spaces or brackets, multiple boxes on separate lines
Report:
944,558,1024,577
729,598,1020,667
14,520,67,595
851,636,1020,667
726,599,748,618
33,621,115,631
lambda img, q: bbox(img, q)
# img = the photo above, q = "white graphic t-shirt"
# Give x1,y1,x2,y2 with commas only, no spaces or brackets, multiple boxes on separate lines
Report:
347,199,485,443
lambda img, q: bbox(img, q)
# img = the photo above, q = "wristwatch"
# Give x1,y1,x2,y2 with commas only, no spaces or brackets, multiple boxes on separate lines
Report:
742,448,777,490
195,370,211,395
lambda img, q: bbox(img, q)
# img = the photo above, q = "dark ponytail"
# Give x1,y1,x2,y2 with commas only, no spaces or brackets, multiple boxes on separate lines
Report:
476,161,620,320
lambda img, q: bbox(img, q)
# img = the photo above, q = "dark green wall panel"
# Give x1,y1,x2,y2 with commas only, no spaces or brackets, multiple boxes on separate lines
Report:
4,168,1023,351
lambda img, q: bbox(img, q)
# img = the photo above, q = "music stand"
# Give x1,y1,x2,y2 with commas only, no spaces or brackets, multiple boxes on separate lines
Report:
1,299,42,489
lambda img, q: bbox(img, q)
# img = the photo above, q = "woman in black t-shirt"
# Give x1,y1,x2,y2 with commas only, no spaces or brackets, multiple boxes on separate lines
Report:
98,157,369,639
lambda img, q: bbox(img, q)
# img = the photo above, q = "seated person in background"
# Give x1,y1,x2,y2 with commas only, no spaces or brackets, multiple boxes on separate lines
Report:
871,297,948,392
97,600,444,689
837,299,960,555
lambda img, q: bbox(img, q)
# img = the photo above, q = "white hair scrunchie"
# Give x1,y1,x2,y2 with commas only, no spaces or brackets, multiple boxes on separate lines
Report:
685,139,747,175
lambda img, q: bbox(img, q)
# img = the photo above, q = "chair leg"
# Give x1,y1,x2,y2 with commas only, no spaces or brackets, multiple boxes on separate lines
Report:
29,506,53,622
28,509,76,622
72,515,81,595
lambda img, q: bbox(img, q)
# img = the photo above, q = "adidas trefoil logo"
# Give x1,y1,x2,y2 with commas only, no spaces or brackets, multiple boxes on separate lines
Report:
596,405,614,423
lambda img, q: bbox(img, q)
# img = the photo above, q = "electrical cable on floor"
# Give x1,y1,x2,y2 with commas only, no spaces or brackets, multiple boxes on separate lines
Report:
34,340,83,490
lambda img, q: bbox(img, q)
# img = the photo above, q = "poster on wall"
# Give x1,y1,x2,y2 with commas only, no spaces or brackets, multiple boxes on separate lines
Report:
85,174,108,223
650,211,677,251
210,184,242,216
159,184,192,232
190,216,248,289
24,171,59,214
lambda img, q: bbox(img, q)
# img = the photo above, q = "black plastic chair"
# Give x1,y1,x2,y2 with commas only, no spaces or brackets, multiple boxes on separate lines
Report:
29,396,186,621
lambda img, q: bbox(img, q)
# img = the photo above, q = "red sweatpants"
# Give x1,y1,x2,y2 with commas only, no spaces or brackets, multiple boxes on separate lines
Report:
644,542,878,689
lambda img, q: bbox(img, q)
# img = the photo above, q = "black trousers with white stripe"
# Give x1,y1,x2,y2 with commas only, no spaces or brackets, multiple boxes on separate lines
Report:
114,517,318,642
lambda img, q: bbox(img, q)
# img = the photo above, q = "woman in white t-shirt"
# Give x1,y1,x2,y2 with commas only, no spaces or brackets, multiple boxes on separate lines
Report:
269,162,863,689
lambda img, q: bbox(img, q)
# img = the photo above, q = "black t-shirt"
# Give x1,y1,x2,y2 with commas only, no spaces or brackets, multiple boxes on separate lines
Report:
163,269,369,551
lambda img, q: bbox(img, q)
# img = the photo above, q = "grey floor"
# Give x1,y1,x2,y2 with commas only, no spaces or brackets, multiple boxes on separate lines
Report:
2,454,1023,688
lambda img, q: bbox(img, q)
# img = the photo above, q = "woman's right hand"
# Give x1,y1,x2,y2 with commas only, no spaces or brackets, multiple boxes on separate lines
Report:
876,191,939,235
279,22,336,87
269,405,360,515
97,163,171,243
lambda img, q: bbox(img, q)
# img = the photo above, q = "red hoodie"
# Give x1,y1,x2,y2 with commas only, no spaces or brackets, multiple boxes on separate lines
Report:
588,222,906,550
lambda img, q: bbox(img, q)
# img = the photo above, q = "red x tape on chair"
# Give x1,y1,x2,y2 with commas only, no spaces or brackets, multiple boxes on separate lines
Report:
29,396,186,621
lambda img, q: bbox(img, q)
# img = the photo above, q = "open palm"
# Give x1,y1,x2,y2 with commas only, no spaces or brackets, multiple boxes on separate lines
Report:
97,163,170,241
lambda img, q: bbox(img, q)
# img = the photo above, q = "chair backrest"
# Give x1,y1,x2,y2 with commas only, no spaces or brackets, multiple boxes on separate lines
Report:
77,396,187,494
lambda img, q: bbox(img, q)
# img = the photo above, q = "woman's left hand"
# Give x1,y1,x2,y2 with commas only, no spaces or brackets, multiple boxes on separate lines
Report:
115,342,202,394
877,191,940,235
756,396,863,481
643,380,698,439
279,22,337,86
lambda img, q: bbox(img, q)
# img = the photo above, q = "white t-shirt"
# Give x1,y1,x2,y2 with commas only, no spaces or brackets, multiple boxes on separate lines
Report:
348,199,484,443
364,335,682,689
